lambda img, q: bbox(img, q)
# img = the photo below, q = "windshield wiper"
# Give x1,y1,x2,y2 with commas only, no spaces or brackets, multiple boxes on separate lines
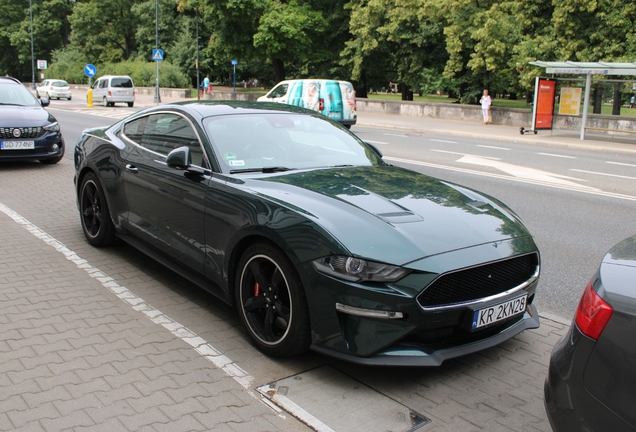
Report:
230,166,296,174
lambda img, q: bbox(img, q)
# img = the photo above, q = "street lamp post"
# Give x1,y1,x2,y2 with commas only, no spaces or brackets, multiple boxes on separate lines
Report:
29,0,35,89
154,0,161,103
196,4,200,101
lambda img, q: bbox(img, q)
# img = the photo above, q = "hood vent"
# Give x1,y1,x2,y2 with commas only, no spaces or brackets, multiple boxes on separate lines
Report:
376,211,424,224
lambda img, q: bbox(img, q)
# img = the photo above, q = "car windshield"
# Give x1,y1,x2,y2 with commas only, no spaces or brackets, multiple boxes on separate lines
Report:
51,81,68,87
0,82,40,107
204,113,385,173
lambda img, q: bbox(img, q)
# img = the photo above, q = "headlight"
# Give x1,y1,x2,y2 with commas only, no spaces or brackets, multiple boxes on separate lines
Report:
43,122,60,132
312,256,410,282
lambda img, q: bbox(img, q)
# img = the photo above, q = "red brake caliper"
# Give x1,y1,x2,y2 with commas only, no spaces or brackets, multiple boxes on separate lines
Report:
253,282,261,297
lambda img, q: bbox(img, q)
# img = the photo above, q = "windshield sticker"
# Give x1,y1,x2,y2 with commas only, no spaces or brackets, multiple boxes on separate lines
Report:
224,152,237,160
229,160,245,166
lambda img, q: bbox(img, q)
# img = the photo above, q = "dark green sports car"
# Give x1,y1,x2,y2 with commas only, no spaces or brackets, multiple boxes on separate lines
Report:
74,101,540,366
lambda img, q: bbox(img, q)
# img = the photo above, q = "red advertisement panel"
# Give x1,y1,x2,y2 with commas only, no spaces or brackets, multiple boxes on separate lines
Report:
534,79,556,130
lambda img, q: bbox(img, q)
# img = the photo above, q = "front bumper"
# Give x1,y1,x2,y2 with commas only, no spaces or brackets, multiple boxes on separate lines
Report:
312,304,539,366
0,133,65,162
299,246,540,366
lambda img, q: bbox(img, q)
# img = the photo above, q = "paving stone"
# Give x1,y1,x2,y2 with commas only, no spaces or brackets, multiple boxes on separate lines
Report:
119,407,171,431
39,409,94,432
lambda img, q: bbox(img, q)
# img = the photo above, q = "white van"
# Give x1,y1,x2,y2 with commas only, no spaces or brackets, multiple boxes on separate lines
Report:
257,79,356,127
91,75,135,107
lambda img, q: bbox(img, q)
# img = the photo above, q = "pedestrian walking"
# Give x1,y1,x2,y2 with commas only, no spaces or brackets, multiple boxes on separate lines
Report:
630,95,635,109
480,89,492,124
203,75,211,94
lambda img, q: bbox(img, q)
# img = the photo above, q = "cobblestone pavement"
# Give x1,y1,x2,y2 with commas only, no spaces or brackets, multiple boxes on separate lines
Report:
0,112,571,431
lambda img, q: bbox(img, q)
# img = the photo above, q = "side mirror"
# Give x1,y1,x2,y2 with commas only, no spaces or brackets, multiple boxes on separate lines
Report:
365,142,383,158
166,146,191,169
40,98,50,107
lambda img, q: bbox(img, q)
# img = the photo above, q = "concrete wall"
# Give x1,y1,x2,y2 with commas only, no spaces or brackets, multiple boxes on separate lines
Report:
202,91,265,102
67,84,190,98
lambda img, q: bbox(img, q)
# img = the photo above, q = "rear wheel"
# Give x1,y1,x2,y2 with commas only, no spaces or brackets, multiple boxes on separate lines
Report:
235,242,310,357
127,102,134,108
79,173,115,246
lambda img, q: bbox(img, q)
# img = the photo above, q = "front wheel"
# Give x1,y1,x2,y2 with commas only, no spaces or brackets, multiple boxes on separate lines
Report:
79,172,115,246
103,97,109,107
235,242,310,357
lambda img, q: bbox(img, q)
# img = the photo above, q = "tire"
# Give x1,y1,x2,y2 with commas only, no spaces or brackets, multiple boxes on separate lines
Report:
68,96,72,101
79,172,115,247
46,92,51,100
235,242,310,357
103,97,109,107
36,92,40,99
127,102,134,108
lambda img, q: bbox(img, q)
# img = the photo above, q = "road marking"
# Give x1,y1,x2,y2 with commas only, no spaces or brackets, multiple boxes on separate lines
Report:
429,139,457,144
365,140,390,145
49,107,136,120
384,133,408,137
0,202,286,417
384,156,636,202
431,149,501,160
570,169,636,181
607,161,636,168
538,153,576,159
477,145,510,150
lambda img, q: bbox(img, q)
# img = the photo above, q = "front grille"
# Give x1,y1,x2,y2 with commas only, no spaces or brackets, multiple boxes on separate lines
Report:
0,127,45,139
417,253,539,308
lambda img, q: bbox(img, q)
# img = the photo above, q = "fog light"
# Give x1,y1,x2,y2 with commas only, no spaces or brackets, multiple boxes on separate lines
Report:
336,303,403,319
52,144,59,151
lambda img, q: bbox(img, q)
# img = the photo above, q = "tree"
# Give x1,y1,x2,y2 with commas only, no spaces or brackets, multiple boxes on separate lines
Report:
68,0,140,62
253,0,326,82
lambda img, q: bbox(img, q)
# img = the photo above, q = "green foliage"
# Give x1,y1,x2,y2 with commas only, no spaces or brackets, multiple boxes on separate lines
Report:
4,0,636,99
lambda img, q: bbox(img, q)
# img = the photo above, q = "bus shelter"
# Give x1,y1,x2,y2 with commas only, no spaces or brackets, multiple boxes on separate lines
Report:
528,61,636,140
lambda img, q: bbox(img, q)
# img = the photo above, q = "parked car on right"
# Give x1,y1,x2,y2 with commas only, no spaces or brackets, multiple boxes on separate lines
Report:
544,234,636,431
90,75,135,107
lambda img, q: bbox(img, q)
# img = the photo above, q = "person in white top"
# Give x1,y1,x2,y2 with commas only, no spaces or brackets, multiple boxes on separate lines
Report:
480,89,492,124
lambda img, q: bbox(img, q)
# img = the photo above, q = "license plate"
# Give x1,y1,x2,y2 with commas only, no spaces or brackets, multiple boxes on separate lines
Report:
471,295,527,329
0,141,35,150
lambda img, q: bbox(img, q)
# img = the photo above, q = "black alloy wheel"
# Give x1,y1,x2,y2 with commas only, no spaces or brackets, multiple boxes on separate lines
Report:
79,173,115,246
236,242,310,357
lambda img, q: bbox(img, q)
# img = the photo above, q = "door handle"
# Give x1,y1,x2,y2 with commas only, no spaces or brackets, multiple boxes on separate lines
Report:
125,164,139,173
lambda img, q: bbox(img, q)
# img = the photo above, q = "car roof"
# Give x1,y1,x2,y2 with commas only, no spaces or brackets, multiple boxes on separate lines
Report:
164,100,320,118
0,76,22,85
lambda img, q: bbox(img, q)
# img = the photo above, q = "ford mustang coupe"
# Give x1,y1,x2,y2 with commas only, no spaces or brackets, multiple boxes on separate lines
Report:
74,101,540,366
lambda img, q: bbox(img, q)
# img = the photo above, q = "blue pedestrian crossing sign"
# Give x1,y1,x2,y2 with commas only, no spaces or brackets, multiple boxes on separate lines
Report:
152,49,164,61
84,64,96,77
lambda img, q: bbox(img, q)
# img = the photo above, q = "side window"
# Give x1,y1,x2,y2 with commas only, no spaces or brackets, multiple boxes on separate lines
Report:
122,116,148,144
269,84,288,98
140,113,205,167
99,80,107,89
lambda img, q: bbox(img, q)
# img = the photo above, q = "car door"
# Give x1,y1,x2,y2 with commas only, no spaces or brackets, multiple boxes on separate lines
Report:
37,80,48,97
121,111,211,274
92,79,104,102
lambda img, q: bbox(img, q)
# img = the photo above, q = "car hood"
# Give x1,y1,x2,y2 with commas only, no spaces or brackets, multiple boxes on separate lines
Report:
0,105,52,126
240,165,533,265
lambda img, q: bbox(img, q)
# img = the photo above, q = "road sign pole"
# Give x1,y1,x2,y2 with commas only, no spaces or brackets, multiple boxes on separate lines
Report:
154,0,161,103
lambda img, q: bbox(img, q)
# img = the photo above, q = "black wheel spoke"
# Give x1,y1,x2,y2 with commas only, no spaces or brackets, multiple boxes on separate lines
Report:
270,267,283,293
243,295,267,312
263,307,276,340
275,301,290,324
248,260,269,288
83,207,94,218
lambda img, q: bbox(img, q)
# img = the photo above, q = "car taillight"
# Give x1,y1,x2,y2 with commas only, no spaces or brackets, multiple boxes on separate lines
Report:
319,98,324,111
575,281,613,340
108,91,112,96
49,86,54,90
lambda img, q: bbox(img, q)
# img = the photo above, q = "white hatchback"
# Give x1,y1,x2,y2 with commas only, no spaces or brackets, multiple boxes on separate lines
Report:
36,80,72,100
